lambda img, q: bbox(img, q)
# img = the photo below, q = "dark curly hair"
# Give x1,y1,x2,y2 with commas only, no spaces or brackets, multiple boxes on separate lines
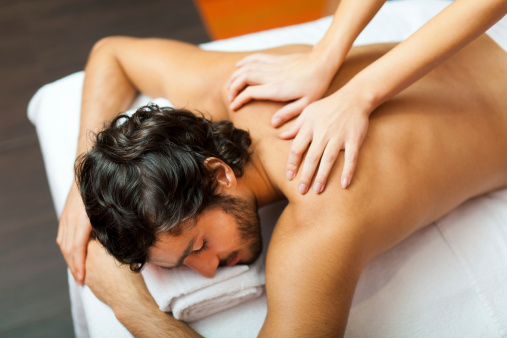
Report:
76,104,252,271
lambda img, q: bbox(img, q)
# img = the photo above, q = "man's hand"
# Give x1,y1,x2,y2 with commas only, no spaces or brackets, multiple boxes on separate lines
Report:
281,83,372,194
227,51,335,126
56,183,92,286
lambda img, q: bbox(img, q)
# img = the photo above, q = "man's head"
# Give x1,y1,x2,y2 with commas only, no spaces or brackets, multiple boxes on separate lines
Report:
76,104,262,276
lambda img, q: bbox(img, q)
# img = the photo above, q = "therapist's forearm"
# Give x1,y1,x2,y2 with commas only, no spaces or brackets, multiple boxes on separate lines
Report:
351,0,507,111
77,37,137,159
313,0,387,70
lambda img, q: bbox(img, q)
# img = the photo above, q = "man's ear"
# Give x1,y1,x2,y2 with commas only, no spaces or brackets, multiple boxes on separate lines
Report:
204,157,237,191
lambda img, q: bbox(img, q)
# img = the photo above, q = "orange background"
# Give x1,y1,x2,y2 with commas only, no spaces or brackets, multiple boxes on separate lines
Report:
193,0,336,40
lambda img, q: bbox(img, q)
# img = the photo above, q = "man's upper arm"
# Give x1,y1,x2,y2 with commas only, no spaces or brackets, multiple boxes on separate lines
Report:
260,206,366,337
104,36,234,115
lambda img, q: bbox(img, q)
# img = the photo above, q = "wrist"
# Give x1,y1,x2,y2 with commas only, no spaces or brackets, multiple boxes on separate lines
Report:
112,294,154,322
345,71,385,115
311,39,347,73
111,274,158,320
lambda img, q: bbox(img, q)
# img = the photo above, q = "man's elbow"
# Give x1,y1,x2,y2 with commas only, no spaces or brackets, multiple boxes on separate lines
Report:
91,36,117,54
89,36,124,57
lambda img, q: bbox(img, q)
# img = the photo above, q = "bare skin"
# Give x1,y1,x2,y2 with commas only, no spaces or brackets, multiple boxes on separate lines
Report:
227,0,507,193
80,34,507,336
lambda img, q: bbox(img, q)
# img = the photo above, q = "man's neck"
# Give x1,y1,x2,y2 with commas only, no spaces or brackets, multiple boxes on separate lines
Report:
238,155,285,208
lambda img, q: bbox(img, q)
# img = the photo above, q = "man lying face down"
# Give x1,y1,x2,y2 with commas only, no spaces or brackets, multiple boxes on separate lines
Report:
72,34,507,337
77,105,264,278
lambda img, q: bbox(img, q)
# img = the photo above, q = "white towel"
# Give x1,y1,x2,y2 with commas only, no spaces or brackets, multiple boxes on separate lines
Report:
142,258,265,322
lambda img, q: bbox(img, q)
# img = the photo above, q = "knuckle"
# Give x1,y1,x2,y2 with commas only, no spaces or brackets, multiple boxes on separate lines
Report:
91,36,114,53
243,86,253,96
290,146,303,157
238,93,248,105
347,149,359,162
306,151,320,164
324,152,338,164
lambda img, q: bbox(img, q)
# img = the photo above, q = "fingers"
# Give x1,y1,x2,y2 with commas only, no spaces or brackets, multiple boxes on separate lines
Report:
56,218,65,256
59,231,81,285
271,98,308,127
229,84,273,111
228,56,277,107
341,142,360,189
285,121,312,186
71,219,92,285
228,66,267,107
57,218,92,286
297,134,330,195
280,112,304,139
312,139,342,193
235,53,275,67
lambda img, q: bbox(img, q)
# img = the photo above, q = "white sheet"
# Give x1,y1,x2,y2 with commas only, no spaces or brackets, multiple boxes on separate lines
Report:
28,1,507,337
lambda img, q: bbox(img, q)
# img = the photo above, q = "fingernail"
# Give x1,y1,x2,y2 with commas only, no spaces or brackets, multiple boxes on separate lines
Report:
298,183,307,194
228,93,233,102
314,182,323,193
272,117,281,126
286,170,294,180
341,178,348,188
226,80,231,88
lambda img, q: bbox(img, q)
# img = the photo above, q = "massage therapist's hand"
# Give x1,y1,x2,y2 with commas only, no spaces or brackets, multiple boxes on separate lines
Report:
228,51,336,126
282,83,372,194
56,183,92,286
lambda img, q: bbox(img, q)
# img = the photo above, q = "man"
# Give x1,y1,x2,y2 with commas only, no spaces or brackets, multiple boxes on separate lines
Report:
62,33,507,336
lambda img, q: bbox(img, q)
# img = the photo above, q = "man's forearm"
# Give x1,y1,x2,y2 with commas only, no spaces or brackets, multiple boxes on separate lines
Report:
113,296,201,338
85,241,202,338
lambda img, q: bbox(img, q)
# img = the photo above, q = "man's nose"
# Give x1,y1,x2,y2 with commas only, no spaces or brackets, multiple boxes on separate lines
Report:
184,253,219,278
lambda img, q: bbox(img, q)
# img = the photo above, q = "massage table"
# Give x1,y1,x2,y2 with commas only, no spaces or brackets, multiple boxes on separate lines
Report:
28,1,507,336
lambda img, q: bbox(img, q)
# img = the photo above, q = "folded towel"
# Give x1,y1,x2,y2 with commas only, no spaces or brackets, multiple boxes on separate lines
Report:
142,258,265,322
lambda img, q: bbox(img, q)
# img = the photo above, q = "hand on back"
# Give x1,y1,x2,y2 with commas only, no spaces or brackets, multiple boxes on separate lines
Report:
228,51,332,127
281,86,371,194
228,51,369,193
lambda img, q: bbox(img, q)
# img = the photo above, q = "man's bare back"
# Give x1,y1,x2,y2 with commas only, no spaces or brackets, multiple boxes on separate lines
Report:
79,33,507,336
217,35,507,334
224,35,507,244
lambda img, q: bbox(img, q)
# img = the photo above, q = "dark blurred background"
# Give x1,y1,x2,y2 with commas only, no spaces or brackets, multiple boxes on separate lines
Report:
0,1,208,336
